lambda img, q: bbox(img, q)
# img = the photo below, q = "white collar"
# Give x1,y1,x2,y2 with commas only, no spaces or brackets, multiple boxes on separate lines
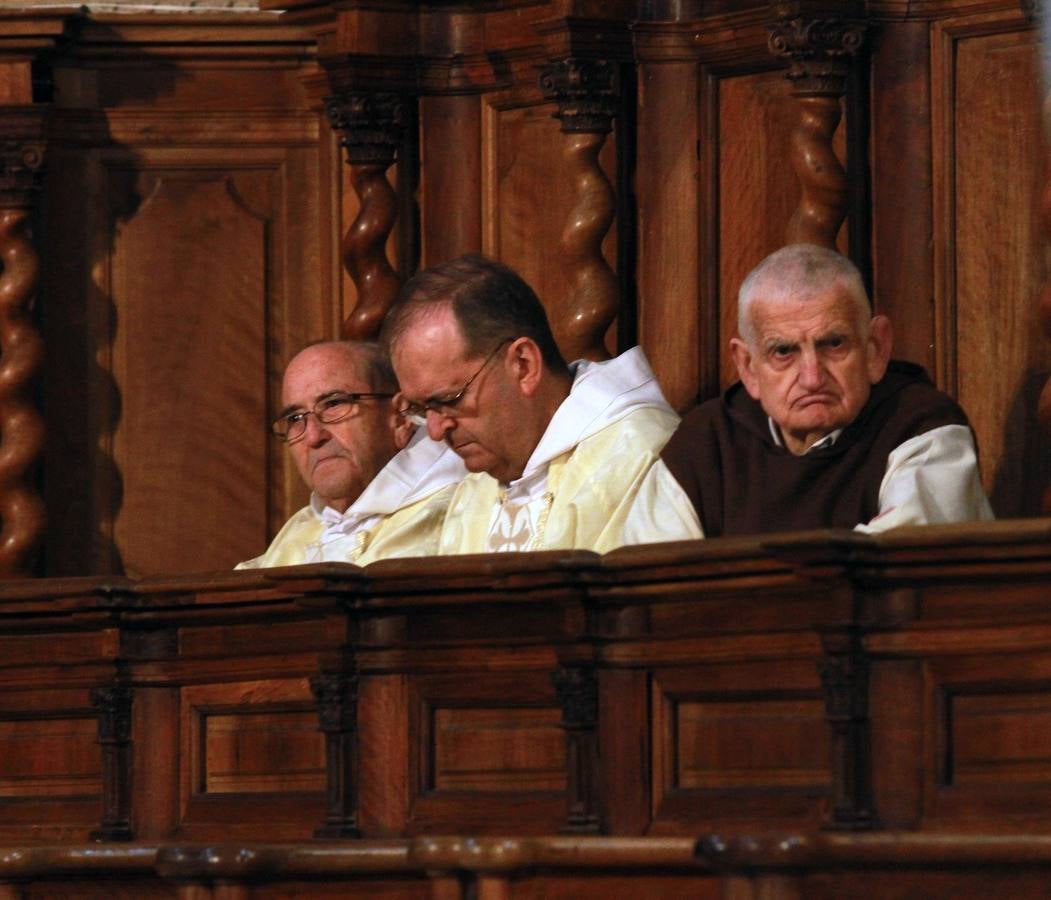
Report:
310,428,467,529
517,346,674,482
767,418,843,455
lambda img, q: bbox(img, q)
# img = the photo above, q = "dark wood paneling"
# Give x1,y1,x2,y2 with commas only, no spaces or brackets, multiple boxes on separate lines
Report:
931,10,1049,510
482,97,617,359
717,67,802,389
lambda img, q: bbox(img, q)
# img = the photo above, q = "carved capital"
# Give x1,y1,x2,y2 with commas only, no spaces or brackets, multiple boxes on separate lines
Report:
540,58,618,135
0,140,44,208
311,671,358,732
552,665,598,729
768,14,866,95
325,92,409,167
91,683,133,743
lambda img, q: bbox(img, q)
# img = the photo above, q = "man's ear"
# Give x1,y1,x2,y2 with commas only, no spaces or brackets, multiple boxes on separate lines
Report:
507,337,544,397
866,314,893,384
730,337,761,400
390,392,415,450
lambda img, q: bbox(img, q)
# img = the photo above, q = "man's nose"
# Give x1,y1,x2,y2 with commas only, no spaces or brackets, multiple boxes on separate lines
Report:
797,348,825,388
426,408,454,442
302,413,331,446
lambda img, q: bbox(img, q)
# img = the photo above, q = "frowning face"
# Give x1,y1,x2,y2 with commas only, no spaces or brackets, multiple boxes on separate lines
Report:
731,285,891,455
280,344,403,513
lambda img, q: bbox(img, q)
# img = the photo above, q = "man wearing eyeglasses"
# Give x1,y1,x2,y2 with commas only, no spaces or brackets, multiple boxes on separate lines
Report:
383,255,701,554
236,341,467,568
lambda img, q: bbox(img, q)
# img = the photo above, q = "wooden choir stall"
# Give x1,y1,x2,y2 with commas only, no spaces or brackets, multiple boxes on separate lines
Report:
1,0,1051,896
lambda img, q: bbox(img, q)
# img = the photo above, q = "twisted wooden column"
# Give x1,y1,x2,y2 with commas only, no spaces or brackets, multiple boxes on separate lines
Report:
540,59,619,362
0,131,45,577
326,93,408,340
768,6,866,248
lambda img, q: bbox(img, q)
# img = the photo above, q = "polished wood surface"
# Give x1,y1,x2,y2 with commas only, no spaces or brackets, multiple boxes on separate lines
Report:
1,525,1051,893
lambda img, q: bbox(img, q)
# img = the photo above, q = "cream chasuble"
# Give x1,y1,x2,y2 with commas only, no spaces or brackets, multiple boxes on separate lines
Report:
439,347,703,555
236,430,467,568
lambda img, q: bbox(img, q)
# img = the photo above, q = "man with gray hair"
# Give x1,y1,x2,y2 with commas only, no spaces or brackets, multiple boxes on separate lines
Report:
237,340,466,568
660,244,993,536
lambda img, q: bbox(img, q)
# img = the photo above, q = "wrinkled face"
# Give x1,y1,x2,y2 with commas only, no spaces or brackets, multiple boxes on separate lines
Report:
391,306,524,483
732,284,891,455
281,345,401,513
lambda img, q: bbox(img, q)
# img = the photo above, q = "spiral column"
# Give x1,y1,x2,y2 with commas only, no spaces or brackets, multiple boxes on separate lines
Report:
540,58,619,362
768,3,866,249
326,92,409,340
0,112,46,577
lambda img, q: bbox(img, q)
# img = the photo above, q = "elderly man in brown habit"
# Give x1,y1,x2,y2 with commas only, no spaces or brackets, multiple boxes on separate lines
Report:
659,243,994,536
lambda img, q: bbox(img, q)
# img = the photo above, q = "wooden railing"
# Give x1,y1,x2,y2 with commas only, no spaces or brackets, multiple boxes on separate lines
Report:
3,522,1051,895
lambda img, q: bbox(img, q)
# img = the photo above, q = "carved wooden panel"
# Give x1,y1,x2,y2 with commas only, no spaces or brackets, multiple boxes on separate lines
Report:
482,98,617,358
0,687,103,840
0,712,99,798
110,166,267,576
718,68,802,389
676,696,829,790
432,706,565,792
949,690,1051,785
718,68,847,391
924,650,1051,827
931,12,1050,514
179,677,325,839
40,39,332,577
407,670,566,833
651,661,830,831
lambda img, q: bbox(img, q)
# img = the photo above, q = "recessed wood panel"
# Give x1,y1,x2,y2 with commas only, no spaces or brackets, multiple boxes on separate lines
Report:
651,662,829,830
948,690,1051,786
0,714,100,798
202,708,323,794
432,706,565,792
182,679,324,801
407,671,567,833
110,168,268,576
677,697,829,790
934,16,1050,513
717,68,800,389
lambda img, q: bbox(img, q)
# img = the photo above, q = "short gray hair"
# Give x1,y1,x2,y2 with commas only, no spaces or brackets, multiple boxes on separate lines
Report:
737,244,870,346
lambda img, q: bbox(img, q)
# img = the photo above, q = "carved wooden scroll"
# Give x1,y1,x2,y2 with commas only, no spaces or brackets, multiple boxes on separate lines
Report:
311,665,361,838
540,59,619,362
552,663,602,833
90,682,134,840
0,122,46,578
768,5,866,249
325,93,408,340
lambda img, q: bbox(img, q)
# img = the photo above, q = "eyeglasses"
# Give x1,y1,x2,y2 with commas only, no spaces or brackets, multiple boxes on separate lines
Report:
272,391,393,443
396,339,512,425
